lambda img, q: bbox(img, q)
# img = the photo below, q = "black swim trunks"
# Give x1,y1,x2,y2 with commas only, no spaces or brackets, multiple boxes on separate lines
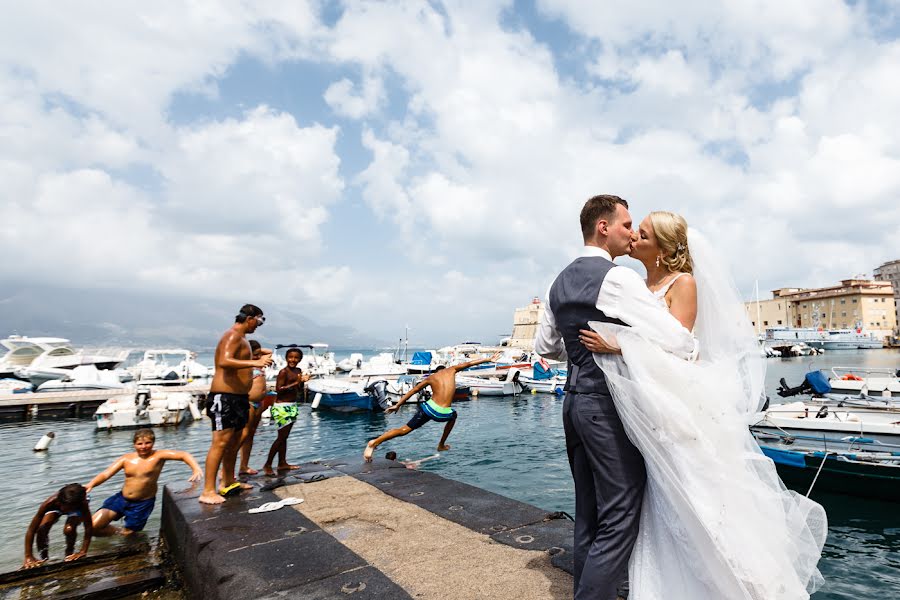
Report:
207,392,250,431
406,400,457,431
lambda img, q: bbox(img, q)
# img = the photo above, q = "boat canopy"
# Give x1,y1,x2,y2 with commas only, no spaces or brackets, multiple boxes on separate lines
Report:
411,351,432,366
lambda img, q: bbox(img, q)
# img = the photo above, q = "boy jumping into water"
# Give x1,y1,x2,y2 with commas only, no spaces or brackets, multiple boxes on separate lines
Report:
86,429,202,536
363,352,502,461
22,483,92,569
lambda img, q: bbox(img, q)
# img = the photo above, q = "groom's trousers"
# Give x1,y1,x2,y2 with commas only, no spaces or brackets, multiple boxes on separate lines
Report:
563,390,646,600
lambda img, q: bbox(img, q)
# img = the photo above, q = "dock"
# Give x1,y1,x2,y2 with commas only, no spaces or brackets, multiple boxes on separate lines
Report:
162,458,575,599
0,383,210,420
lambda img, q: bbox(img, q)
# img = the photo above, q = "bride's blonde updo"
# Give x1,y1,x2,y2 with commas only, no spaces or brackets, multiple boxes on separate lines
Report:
649,211,693,274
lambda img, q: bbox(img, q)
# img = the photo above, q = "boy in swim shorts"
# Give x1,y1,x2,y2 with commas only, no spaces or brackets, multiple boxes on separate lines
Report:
86,429,202,535
263,347,310,476
22,483,92,568
363,352,501,461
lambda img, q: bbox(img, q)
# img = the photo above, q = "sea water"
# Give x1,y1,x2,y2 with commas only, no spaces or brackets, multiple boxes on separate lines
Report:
0,349,898,599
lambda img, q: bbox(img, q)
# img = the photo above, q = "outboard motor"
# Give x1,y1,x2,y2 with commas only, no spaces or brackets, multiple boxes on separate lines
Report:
365,380,394,411
135,388,152,417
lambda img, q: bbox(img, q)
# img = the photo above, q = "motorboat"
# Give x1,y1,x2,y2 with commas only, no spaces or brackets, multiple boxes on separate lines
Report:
753,437,900,502
36,365,133,393
129,349,211,382
404,351,437,374
827,367,900,397
348,352,407,377
95,388,200,429
806,329,885,350
306,378,394,412
267,343,337,379
457,368,524,396
519,361,566,395
336,353,364,373
751,401,900,447
0,336,46,378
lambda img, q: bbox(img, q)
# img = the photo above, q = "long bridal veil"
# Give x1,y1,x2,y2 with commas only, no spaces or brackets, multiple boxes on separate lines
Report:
590,229,827,599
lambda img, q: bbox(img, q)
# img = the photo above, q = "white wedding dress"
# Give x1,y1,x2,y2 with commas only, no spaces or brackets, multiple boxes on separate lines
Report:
590,231,827,600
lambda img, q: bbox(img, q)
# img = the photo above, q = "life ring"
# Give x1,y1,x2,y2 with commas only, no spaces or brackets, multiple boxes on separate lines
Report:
841,374,863,381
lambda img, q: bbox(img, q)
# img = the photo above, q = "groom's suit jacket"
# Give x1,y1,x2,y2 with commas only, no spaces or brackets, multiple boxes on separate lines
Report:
535,246,697,384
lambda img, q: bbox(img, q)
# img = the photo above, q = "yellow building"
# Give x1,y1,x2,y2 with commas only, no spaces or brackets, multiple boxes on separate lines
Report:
874,259,900,335
509,297,545,350
744,288,798,332
785,279,896,339
746,280,897,340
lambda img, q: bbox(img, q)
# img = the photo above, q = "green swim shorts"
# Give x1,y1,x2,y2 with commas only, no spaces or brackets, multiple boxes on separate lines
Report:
270,403,299,429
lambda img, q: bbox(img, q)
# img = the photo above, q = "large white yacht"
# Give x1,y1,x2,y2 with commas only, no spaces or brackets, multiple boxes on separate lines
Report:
0,335,128,380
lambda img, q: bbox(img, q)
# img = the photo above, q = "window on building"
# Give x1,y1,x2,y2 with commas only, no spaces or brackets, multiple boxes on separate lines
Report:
764,321,769,326
802,303,808,308
840,299,846,304
777,320,782,325
882,298,886,302
751,321,756,326
841,311,847,317
821,313,826,318
852,298,858,303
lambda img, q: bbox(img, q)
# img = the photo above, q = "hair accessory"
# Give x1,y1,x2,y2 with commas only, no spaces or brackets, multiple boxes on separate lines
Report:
677,242,684,251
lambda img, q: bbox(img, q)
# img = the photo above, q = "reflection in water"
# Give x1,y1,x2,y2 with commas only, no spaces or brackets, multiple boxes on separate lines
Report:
0,349,898,598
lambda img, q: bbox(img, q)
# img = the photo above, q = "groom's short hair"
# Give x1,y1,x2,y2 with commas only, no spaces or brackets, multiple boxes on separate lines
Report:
581,195,629,240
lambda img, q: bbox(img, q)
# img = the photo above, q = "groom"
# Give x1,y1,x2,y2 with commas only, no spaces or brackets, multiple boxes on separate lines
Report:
535,195,697,599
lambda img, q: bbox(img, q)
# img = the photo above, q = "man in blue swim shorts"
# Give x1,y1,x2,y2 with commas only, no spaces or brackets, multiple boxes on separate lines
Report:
364,352,502,461
86,429,202,535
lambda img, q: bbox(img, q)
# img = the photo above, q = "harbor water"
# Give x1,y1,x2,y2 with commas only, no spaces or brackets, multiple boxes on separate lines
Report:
0,349,898,599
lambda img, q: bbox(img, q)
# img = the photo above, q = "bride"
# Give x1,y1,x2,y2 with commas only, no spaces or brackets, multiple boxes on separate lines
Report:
579,212,827,599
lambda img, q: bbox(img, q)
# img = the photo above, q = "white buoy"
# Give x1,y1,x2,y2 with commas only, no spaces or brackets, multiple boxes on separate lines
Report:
311,393,322,409
188,399,202,420
34,432,55,452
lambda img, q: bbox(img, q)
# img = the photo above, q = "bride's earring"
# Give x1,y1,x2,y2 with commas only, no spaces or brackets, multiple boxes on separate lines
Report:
655,255,660,268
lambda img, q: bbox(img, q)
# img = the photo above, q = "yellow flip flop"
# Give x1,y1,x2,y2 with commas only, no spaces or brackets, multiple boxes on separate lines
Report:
219,482,243,497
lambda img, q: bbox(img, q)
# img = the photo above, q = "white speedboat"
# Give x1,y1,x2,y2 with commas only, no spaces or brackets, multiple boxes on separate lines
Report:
828,367,900,397
0,378,32,393
457,369,524,396
336,353,364,373
0,336,45,378
95,388,198,429
266,343,337,380
751,401,900,448
129,349,211,381
36,365,132,393
348,352,407,377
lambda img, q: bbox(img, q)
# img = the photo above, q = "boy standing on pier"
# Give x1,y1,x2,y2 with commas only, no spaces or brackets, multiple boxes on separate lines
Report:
363,352,502,461
22,483,93,569
86,429,202,536
200,304,273,504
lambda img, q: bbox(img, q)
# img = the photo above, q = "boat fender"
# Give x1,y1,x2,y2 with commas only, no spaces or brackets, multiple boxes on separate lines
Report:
842,374,863,381
311,393,322,409
188,399,202,420
34,432,55,452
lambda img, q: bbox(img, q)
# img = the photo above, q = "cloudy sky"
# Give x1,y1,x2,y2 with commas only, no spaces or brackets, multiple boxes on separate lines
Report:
2,1,899,346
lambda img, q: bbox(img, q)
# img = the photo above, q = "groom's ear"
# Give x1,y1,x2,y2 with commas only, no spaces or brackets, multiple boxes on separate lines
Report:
596,218,609,238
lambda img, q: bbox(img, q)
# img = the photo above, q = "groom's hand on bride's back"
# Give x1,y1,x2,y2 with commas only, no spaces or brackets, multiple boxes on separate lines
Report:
579,329,621,354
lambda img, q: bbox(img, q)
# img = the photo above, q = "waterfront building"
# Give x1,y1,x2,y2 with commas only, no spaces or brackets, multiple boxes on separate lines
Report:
746,279,897,340
509,297,544,350
745,288,799,332
874,259,900,335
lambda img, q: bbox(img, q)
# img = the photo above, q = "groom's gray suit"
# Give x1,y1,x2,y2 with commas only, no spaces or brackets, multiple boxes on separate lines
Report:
536,247,697,600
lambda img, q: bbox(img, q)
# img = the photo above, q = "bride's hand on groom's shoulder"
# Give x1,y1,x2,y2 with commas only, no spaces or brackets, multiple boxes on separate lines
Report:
579,329,621,354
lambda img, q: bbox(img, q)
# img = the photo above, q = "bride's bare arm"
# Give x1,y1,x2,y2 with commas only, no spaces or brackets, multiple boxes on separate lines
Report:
666,275,697,331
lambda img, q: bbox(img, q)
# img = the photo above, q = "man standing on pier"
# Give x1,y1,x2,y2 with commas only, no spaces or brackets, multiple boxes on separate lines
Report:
199,304,273,505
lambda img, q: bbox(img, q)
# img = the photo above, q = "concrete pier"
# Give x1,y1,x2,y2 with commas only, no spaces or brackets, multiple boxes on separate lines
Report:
162,458,575,599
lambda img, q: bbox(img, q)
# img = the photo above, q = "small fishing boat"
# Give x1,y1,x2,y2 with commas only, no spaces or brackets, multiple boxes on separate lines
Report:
756,442,900,502
306,378,394,412
457,369,524,396
519,361,566,395
94,388,199,429
827,367,900,397
348,352,407,377
752,401,900,447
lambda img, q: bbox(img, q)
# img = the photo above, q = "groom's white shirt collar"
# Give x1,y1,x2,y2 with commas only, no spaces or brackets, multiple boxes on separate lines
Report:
580,245,612,261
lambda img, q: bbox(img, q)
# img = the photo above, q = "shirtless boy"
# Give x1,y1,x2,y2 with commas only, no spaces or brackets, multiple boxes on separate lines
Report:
86,429,202,535
200,304,273,504
22,483,92,569
363,352,502,461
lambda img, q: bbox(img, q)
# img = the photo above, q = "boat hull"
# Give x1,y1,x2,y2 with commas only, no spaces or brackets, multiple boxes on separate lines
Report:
761,446,900,502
